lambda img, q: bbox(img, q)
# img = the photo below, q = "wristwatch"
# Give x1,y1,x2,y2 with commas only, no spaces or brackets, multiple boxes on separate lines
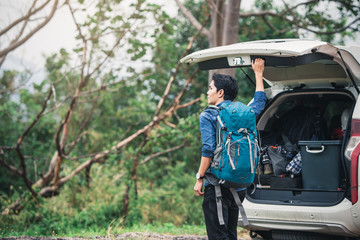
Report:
196,172,205,180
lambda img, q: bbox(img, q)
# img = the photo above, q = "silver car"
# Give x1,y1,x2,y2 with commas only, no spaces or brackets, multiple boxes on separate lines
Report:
181,39,360,240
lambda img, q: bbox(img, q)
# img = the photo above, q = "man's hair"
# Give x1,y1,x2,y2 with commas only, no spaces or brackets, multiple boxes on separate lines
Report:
212,73,238,101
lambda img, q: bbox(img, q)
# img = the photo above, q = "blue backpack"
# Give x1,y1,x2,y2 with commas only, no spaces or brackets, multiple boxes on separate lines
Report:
209,101,259,227
211,101,259,188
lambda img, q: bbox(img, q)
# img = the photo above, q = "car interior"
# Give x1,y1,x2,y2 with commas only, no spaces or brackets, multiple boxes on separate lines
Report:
247,90,355,206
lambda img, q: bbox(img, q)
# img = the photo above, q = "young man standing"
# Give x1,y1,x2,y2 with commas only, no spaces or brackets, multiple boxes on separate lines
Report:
195,58,267,240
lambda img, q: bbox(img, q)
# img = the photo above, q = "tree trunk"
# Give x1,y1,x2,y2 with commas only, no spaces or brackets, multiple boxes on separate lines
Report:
176,0,241,81
208,0,240,80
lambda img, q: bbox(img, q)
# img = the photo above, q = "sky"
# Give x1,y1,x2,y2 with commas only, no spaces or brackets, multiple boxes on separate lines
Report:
0,0,190,68
0,0,182,83
1,1,78,75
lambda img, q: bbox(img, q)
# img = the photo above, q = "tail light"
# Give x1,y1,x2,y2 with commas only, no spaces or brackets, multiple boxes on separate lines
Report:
345,118,360,204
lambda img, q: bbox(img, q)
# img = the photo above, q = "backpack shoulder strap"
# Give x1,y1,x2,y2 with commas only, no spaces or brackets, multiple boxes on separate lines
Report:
217,115,225,128
229,188,249,227
206,105,224,145
214,185,225,225
214,186,250,227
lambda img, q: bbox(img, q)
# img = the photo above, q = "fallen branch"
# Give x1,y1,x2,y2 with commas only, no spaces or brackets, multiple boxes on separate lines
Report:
176,98,201,110
0,156,23,177
140,141,188,165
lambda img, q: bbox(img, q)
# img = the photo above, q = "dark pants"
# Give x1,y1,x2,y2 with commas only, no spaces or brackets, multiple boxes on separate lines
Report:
202,184,246,240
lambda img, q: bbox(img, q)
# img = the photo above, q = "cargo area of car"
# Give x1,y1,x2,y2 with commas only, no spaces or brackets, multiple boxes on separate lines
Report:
247,90,355,206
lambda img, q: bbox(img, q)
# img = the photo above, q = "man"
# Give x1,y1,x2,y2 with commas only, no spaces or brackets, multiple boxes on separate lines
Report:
195,58,267,240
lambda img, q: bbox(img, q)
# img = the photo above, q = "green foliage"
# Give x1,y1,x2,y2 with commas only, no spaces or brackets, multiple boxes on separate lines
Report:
137,167,204,225
113,223,207,236
0,2,206,232
0,157,207,236
1,164,125,236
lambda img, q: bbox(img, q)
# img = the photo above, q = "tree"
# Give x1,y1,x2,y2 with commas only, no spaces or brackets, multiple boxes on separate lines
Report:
175,0,360,78
0,0,60,67
0,0,205,217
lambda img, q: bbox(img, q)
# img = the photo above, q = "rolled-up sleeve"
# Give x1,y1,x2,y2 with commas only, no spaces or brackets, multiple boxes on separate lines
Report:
200,110,217,158
249,91,267,117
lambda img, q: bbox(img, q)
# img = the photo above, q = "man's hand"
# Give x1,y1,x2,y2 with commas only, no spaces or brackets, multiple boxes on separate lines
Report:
194,179,204,196
251,58,265,92
251,58,265,74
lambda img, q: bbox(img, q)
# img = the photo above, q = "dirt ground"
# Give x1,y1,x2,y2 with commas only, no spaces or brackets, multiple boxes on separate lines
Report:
1,231,256,240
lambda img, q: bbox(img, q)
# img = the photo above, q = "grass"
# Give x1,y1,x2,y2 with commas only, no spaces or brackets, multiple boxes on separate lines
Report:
115,223,207,236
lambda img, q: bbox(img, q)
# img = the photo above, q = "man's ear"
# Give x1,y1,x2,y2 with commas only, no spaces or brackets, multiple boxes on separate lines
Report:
218,89,224,98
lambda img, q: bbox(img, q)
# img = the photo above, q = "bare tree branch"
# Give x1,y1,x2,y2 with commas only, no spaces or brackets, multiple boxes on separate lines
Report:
261,15,277,32
53,0,131,183
239,0,359,35
176,97,201,110
167,68,199,112
60,152,106,161
64,73,111,155
0,146,16,150
35,76,129,188
16,87,53,147
140,141,188,165
297,17,360,35
14,86,53,198
79,80,125,96
53,0,91,184
175,0,211,38
0,0,51,36
155,15,209,116
122,136,148,216
44,78,127,116
0,156,23,177
0,0,59,59
239,10,279,18
64,131,86,153
1,199,22,215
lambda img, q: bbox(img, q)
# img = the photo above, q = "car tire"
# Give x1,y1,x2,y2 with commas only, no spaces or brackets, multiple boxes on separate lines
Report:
251,230,273,239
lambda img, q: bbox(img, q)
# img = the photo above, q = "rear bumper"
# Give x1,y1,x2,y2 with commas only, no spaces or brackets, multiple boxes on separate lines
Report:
242,219,358,237
239,198,360,237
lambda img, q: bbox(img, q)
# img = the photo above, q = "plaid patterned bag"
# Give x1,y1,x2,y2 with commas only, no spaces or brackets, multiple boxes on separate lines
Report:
286,152,302,175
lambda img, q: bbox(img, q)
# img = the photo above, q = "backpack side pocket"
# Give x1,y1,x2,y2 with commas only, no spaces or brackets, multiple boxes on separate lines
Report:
212,145,222,169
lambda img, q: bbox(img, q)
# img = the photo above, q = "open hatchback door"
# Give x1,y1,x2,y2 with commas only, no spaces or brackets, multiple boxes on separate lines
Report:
181,39,360,95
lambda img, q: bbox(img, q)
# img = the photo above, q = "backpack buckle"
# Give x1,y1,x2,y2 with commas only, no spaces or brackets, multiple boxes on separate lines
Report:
238,128,249,135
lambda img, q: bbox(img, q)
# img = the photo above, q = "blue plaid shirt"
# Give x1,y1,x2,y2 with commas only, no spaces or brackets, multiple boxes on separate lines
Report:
200,91,267,158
